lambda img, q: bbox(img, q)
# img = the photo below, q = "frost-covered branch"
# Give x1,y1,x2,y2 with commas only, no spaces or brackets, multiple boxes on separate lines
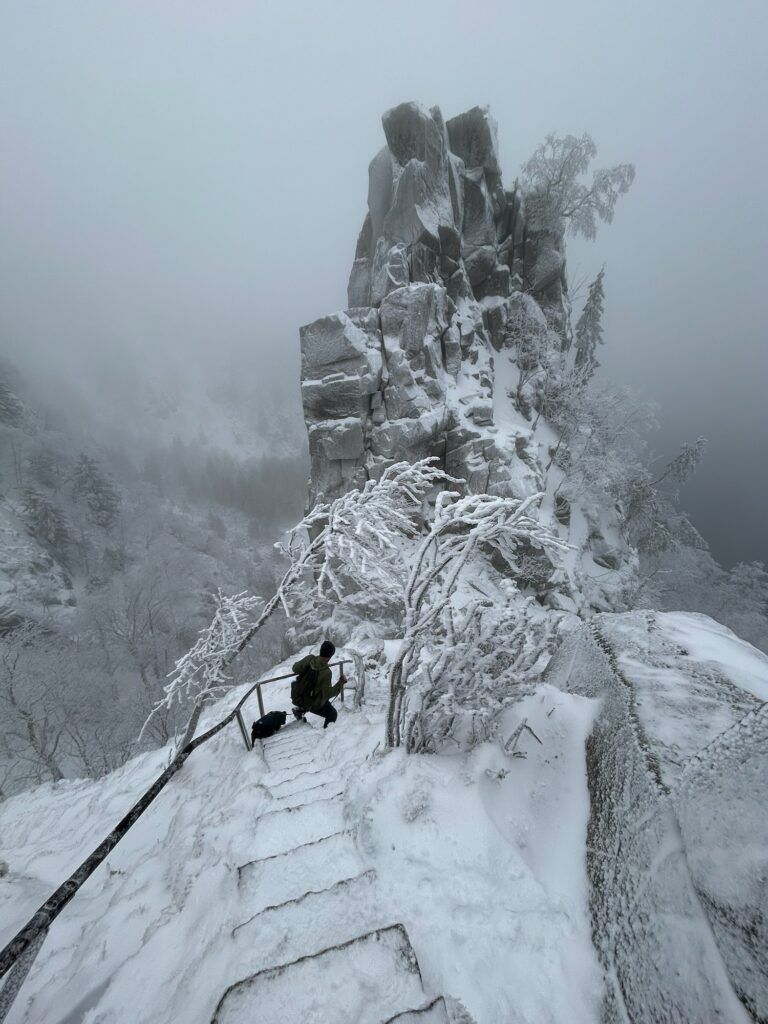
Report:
285,458,454,610
143,459,454,750
387,491,570,750
521,132,635,239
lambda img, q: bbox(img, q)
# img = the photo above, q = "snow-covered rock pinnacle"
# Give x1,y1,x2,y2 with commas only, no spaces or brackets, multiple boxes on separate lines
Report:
299,101,629,613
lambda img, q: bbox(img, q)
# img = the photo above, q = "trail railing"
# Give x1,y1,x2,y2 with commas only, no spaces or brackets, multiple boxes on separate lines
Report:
0,660,351,1022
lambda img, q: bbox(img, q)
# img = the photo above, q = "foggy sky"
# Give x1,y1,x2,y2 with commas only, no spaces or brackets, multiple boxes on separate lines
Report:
1,0,766,566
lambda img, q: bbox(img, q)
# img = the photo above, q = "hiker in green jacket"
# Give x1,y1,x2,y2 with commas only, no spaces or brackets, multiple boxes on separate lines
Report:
291,640,346,729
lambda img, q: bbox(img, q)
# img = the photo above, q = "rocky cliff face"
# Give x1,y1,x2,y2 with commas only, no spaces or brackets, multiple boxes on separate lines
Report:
299,102,630,613
301,102,569,510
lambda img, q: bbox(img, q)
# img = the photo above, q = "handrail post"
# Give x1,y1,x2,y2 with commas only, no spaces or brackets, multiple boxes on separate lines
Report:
256,683,265,719
235,709,251,751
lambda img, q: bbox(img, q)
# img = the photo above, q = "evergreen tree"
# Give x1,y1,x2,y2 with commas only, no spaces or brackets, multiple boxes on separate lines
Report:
22,487,70,553
574,268,606,379
72,453,121,528
28,446,60,489
0,376,24,426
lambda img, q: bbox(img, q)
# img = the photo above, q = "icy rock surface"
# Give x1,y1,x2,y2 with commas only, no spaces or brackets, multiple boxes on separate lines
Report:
300,102,570,512
545,610,767,1023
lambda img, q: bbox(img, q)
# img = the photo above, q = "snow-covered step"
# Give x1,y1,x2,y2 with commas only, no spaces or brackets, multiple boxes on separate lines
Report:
382,998,450,1023
264,749,317,770
270,781,345,811
232,870,388,966
252,799,346,859
266,767,342,799
263,732,319,755
261,757,333,782
211,925,427,1024
238,831,362,914
264,755,323,778
261,740,320,763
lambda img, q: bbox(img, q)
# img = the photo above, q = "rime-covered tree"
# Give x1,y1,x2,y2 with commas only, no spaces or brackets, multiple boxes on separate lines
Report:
0,625,67,786
621,439,707,555
27,446,60,490
521,133,635,239
387,490,570,752
0,376,24,426
651,437,707,491
21,487,70,554
551,380,655,514
72,453,121,528
146,459,450,750
574,267,606,378
503,293,563,420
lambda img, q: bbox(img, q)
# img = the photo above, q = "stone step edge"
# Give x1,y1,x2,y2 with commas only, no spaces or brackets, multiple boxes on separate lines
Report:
211,923,423,1024
236,829,353,881
381,996,450,1022
263,767,342,789
232,869,377,937
259,792,344,819
268,781,345,807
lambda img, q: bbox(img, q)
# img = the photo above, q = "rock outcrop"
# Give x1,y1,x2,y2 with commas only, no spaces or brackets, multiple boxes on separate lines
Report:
300,102,569,511
298,102,632,613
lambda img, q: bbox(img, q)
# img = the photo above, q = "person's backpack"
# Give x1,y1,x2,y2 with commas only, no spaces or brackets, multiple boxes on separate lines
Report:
250,710,287,743
291,662,320,709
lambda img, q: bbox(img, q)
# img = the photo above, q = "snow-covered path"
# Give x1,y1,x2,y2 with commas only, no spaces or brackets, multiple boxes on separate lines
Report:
0,658,603,1024
216,719,450,1022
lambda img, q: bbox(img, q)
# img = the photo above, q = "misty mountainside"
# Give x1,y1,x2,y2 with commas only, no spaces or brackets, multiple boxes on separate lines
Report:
0,358,307,796
1,99,767,1024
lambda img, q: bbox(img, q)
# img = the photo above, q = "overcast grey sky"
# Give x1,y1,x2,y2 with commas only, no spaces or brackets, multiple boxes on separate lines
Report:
1,0,766,565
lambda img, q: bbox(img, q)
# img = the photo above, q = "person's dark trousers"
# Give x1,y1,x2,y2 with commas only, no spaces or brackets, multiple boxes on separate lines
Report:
309,702,338,728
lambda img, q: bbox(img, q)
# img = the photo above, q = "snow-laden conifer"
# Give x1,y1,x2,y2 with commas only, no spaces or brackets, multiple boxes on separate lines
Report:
71,454,121,529
574,267,605,378
21,487,70,555
0,376,24,426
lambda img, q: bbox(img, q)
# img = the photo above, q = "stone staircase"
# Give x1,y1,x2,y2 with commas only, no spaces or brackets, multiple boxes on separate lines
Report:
212,719,454,1024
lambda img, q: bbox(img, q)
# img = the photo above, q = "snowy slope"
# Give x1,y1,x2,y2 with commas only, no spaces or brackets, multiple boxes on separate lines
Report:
2,613,765,1023
1,651,602,1024
546,611,767,1024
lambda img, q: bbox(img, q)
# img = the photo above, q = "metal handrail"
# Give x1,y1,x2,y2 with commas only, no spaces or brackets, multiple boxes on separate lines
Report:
0,659,351,1017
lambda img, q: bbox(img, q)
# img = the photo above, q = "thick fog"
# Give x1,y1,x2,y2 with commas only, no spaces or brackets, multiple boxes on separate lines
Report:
1,0,766,564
